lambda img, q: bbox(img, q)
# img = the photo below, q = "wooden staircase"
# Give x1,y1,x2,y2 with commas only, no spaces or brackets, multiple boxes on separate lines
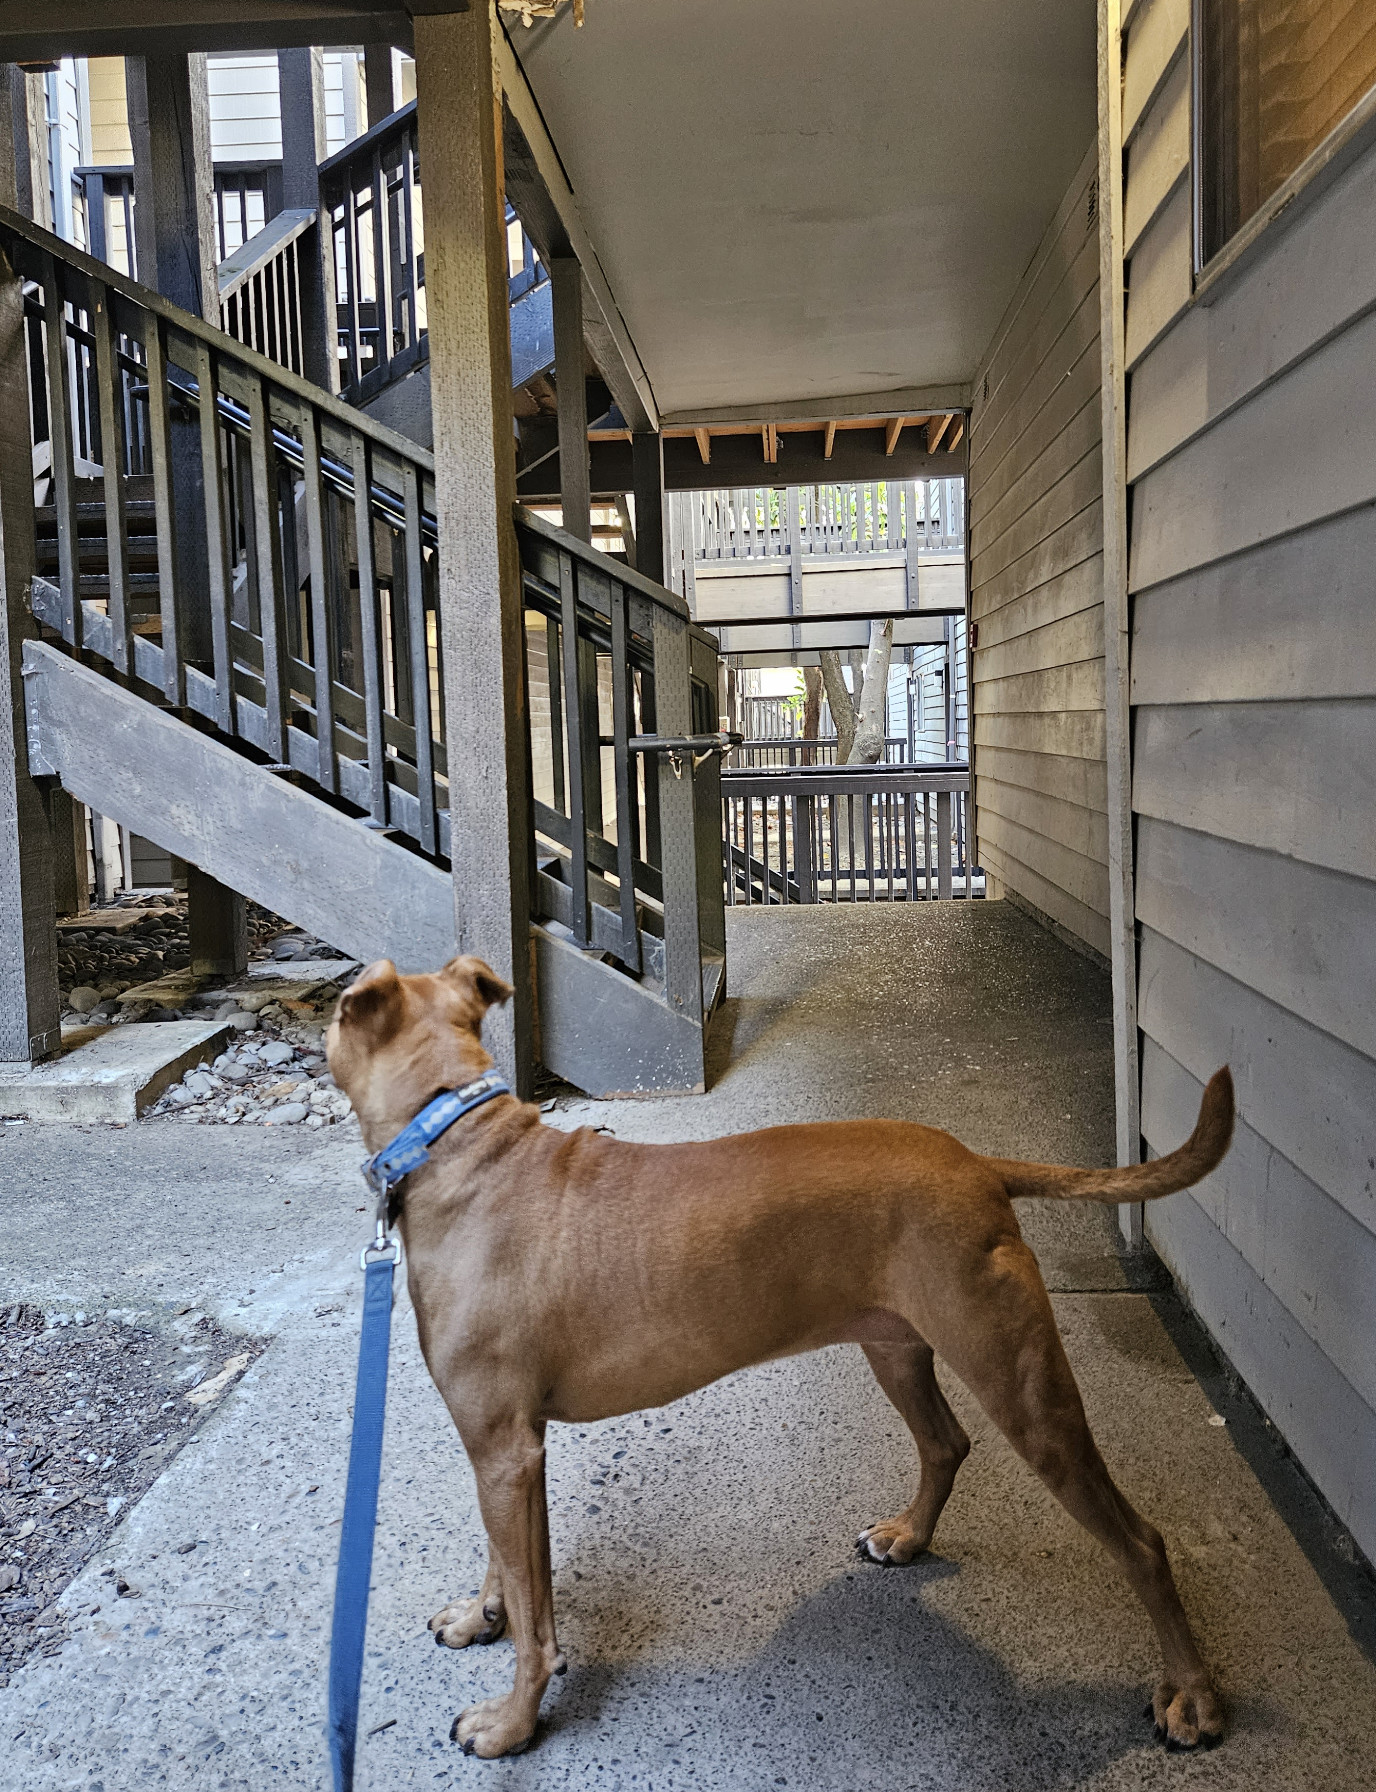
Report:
10,204,726,1096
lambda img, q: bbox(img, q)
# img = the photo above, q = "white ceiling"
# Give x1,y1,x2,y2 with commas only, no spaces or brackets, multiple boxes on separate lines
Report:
509,0,1098,419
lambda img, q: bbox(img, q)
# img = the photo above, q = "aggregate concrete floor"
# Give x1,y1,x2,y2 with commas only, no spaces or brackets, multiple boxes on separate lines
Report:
1,901,1373,1790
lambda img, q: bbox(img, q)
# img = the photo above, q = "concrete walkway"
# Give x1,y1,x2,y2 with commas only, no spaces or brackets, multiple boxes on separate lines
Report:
2,902,1373,1790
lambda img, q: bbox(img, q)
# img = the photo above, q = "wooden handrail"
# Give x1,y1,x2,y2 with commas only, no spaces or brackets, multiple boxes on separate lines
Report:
217,207,316,306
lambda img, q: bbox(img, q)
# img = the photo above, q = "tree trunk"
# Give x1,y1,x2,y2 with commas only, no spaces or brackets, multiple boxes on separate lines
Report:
800,665,822,765
818,650,857,763
850,619,894,764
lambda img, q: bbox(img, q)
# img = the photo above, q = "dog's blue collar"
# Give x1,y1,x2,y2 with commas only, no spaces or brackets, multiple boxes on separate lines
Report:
362,1071,510,1200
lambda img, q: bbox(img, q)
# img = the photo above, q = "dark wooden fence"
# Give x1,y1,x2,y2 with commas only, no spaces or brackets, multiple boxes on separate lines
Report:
722,765,976,903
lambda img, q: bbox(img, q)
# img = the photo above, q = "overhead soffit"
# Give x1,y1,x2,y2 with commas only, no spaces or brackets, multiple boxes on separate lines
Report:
508,0,1098,417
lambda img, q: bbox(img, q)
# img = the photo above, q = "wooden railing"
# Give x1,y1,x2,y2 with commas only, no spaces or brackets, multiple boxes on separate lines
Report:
5,206,446,858
217,209,317,377
319,102,425,402
730,736,914,768
73,163,285,276
518,510,727,1017
722,765,977,904
672,477,965,565
8,210,723,1020
319,100,551,404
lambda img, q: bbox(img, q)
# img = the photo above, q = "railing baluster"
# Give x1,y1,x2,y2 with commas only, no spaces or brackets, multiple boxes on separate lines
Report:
558,550,592,947
41,267,81,648
343,184,364,391
350,436,388,825
401,462,436,853
300,406,336,792
371,148,393,369
194,342,236,733
937,788,953,899
142,314,183,703
608,584,641,972
91,284,132,675
247,371,288,758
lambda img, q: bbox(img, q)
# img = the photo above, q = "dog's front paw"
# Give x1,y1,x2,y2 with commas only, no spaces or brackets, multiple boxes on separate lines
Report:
1149,1679,1224,1750
857,1517,930,1566
450,1694,536,1758
430,1594,506,1649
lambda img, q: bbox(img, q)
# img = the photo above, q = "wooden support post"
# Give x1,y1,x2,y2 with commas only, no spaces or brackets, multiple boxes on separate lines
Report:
414,2,534,1092
22,71,51,230
187,863,247,978
126,54,215,666
1097,0,1143,1246
47,788,89,916
0,244,60,1062
631,430,665,586
551,254,590,542
363,43,396,127
1,66,32,216
128,55,249,982
277,48,339,393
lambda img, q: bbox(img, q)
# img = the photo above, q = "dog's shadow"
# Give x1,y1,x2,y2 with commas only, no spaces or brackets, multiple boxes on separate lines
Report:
501,1554,1160,1789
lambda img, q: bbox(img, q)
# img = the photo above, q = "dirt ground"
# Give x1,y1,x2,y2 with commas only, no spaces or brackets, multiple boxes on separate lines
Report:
0,1302,264,1685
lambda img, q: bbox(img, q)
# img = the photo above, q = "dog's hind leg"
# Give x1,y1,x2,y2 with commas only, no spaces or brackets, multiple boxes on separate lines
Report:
858,1341,970,1564
429,1548,507,1649
935,1240,1223,1749
448,1417,564,1759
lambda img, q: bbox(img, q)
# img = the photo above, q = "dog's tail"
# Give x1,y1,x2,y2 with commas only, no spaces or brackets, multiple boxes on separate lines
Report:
981,1067,1233,1204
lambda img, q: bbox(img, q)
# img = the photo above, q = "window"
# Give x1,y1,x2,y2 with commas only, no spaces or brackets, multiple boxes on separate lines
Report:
1198,0,1376,263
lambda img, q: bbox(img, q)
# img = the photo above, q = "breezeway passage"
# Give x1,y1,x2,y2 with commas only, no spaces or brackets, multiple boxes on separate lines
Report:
2,905,1372,1789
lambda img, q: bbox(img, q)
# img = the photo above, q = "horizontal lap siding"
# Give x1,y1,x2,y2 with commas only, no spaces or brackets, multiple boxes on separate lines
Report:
969,142,1107,955
1123,0,1376,1562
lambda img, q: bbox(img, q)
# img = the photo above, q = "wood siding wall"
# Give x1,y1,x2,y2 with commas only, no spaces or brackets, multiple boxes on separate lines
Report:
968,142,1109,959
1118,0,1376,1565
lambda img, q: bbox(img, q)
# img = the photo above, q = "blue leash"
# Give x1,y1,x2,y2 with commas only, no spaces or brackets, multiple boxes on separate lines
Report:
327,1072,510,1792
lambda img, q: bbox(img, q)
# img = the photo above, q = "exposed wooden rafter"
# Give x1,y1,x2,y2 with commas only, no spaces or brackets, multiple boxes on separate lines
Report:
884,416,905,455
823,420,837,460
694,427,712,465
947,417,965,451
927,414,953,453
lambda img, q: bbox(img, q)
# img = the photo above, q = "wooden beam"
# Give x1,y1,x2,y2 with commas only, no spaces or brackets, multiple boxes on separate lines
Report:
661,383,971,429
551,255,590,542
763,423,779,464
946,417,965,451
22,639,455,972
363,41,396,126
495,22,657,432
823,420,837,460
277,48,338,392
631,431,665,585
0,244,59,1063
927,414,953,453
884,416,905,455
0,5,417,60
415,1,534,1091
694,427,711,465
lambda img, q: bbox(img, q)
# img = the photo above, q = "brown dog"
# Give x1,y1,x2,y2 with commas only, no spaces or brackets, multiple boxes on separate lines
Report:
327,955,1234,1759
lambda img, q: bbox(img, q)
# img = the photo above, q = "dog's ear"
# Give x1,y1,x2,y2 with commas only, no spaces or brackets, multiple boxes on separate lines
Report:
336,960,403,1041
440,955,513,1013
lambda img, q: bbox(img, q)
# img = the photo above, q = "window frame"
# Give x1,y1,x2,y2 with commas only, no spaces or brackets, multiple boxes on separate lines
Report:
1190,0,1376,299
